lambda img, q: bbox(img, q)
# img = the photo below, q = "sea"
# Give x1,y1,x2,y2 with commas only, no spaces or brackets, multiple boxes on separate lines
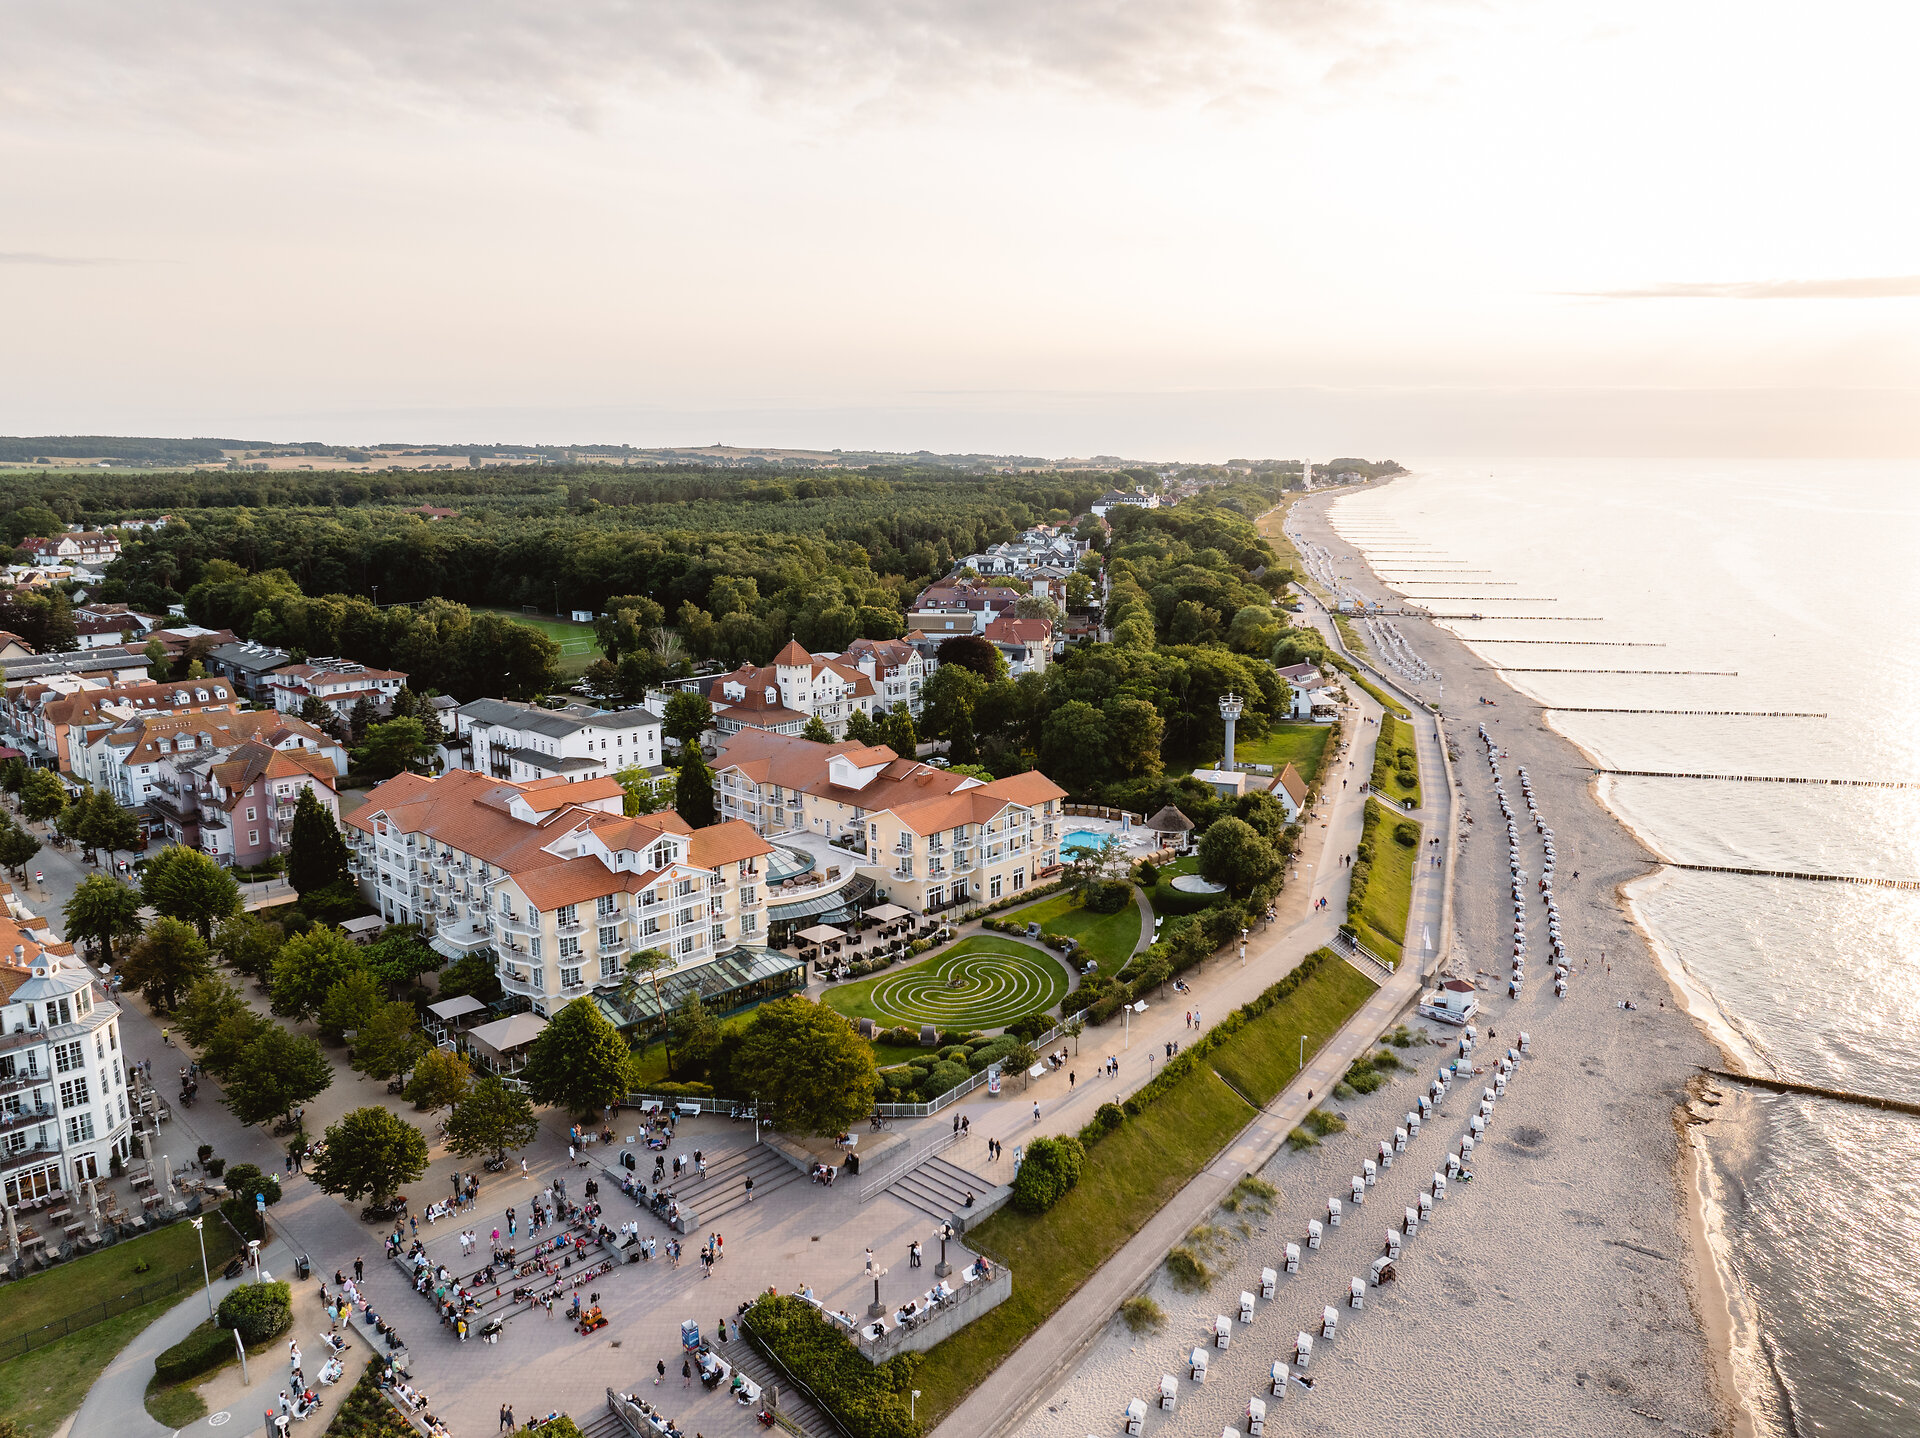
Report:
1324,460,1920,1438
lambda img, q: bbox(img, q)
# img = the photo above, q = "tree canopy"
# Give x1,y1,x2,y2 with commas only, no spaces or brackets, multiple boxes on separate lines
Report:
733,997,877,1137
444,1075,540,1162
286,786,352,895
140,844,242,942
521,997,632,1118
310,1106,429,1204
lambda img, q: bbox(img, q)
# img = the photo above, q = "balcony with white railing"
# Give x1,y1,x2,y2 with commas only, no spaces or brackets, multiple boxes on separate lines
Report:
495,911,538,937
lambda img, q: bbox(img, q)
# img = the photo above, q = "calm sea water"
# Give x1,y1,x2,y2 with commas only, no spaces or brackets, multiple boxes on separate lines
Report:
1328,460,1920,1438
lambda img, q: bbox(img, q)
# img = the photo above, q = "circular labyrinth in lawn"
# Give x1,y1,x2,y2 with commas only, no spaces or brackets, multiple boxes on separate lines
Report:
864,941,1070,1029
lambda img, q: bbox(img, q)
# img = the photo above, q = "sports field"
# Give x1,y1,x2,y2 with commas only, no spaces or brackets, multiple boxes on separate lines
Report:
474,607,598,678
823,935,1069,1030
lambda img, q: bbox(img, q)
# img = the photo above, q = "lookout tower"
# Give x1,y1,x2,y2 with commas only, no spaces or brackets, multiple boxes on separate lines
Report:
1220,691,1244,770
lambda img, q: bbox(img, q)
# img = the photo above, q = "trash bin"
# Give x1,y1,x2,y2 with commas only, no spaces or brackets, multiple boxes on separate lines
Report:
296,1254,312,1281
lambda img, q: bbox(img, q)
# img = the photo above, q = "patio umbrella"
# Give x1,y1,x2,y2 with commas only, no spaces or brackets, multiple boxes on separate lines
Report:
796,924,847,946
85,1180,101,1231
5,1201,17,1255
161,1154,173,1194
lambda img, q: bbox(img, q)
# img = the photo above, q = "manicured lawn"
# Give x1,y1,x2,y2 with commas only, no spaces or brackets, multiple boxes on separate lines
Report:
1210,959,1380,1103
911,952,1377,1427
912,1067,1254,1422
822,936,1068,1030
1234,722,1334,784
0,1295,175,1437
1352,798,1418,962
1006,888,1141,964
0,1219,239,1346
1144,855,1225,920
1370,711,1423,809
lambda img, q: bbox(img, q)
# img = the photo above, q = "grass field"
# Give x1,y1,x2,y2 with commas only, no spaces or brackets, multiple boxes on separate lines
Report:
0,1295,177,1437
1006,887,1142,964
473,606,599,679
1352,798,1417,962
822,936,1068,1030
1370,711,1423,809
912,953,1376,1425
0,1219,239,1346
1234,721,1335,784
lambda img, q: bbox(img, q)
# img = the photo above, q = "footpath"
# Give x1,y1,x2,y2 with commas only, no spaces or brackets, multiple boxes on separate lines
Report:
932,570,1458,1438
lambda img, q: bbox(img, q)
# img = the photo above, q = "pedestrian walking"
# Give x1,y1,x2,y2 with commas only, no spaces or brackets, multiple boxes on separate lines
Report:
656,1360,666,1386
1068,1070,1075,1090
745,1175,755,1202
354,1256,364,1282
501,1404,514,1431
683,1359,693,1388
1032,1102,1040,1124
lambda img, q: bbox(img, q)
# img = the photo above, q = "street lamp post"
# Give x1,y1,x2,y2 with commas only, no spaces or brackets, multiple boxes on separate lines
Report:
1300,1034,1307,1072
912,1391,921,1423
935,1223,953,1279
247,1238,262,1284
191,1215,214,1319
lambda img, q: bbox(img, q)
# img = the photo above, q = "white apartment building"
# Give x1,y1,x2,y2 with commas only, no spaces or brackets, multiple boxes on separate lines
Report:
268,657,408,719
1,916,132,1208
343,769,775,1018
455,699,662,784
714,730,1068,919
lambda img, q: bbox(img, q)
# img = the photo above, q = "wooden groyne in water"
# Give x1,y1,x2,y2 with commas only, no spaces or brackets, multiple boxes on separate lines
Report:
1597,769,1919,790
1705,1069,1920,1119
1554,708,1823,717
1479,668,1738,675
1472,639,1666,646
1671,862,1918,889
1435,614,1602,621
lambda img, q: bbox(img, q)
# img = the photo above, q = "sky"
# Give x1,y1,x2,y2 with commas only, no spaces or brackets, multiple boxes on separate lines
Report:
3,0,1916,459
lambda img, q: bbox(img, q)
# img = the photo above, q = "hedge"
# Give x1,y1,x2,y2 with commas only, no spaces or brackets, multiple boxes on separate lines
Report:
746,1294,922,1438
154,1320,236,1386
1080,947,1341,1149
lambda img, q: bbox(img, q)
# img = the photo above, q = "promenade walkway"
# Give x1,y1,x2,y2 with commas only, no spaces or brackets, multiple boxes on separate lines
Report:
931,517,1458,1438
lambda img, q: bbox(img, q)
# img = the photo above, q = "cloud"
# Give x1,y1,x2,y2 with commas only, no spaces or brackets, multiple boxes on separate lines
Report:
1572,276,1920,300
0,251,124,266
0,1,1423,133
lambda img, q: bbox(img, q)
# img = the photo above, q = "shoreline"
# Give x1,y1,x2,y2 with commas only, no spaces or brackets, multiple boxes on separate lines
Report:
1312,476,1750,1437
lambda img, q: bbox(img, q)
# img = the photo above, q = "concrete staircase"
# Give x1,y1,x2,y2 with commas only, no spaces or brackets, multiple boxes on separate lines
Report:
886,1154,995,1224
687,1144,804,1226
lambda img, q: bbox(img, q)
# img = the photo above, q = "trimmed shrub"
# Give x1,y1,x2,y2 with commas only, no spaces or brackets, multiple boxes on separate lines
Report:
1089,1102,1125,1137
746,1294,922,1438
223,1163,281,1207
1009,1134,1085,1214
154,1321,234,1386
920,1061,969,1098
1135,860,1160,887
219,1279,292,1344
1004,1012,1054,1042
1084,879,1132,914
1393,819,1419,847
328,1358,417,1437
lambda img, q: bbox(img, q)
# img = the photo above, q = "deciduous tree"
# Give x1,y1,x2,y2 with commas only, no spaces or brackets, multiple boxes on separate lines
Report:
309,1106,428,1205
350,999,427,1081
62,873,143,963
662,690,714,747
1196,815,1281,897
733,997,877,1137
140,844,242,942
444,1076,540,1163
222,1023,333,1129
269,925,367,1021
403,1045,471,1111
18,768,67,824
122,916,213,1012
316,968,383,1041
521,997,632,1118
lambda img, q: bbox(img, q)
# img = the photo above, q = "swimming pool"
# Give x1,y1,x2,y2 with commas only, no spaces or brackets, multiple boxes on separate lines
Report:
1060,828,1107,857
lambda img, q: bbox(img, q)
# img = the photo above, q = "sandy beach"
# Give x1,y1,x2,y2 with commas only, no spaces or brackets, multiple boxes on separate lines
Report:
1007,483,1736,1438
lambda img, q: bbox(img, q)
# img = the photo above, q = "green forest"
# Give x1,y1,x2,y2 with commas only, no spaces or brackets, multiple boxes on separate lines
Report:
0,459,1388,803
